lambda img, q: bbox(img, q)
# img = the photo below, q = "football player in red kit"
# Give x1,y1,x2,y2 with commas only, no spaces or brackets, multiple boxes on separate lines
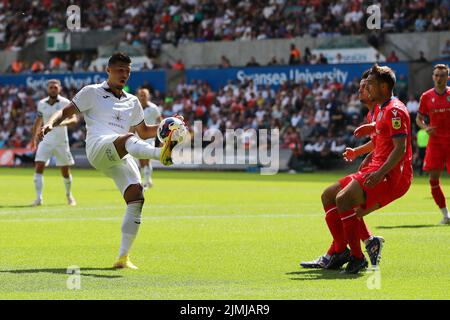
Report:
301,65,413,274
416,64,450,225
301,70,384,271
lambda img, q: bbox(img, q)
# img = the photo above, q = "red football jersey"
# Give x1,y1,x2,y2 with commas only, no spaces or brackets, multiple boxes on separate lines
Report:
418,87,450,145
368,98,412,181
366,104,379,144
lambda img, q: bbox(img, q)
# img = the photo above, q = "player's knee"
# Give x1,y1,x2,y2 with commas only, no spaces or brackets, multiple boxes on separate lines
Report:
124,184,145,203
335,190,350,209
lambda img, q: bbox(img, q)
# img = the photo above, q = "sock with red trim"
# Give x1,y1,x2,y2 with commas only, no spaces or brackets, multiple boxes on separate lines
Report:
358,216,372,243
340,210,364,259
430,180,448,218
324,205,347,253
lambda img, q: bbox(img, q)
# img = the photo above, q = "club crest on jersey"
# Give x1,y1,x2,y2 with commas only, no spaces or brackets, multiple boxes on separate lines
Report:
447,96,450,102
392,117,401,130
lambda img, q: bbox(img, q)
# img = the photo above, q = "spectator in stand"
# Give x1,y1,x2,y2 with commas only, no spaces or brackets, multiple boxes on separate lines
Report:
282,126,301,150
416,51,428,62
219,55,232,68
289,44,301,65
414,14,427,32
406,94,419,130
172,59,185,70
10,60,23,73
386,50,400,62
318,53,328,64
330,136,346,156
439,39,450,59
246,57,260,67
0,1,449,52
267,56,279,66
31,60,45,73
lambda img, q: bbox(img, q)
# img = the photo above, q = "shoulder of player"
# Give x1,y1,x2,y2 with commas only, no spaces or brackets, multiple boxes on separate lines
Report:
37,97,48,106
386,100,408,116
124,92,141,106
148,101,160,110
421,88,436,98
58,96,71,104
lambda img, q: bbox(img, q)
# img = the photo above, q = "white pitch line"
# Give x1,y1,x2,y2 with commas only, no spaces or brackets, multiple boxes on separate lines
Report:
0,211,440,223
0,203,314,216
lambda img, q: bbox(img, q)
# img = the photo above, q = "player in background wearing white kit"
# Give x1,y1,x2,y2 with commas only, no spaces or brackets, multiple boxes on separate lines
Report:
30,79,78,206
39,53,185,269
136,88,162,190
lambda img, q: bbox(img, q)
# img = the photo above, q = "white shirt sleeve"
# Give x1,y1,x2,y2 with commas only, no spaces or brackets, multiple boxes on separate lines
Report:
131,99,145,126
72,86,94,112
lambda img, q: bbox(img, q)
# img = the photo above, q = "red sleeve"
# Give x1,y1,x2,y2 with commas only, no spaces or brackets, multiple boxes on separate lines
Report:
388,107,409,138
418,93,428,115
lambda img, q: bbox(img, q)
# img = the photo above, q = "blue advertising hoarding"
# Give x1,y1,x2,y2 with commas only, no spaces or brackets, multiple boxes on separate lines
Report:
0,70,166,93
185,62,409,90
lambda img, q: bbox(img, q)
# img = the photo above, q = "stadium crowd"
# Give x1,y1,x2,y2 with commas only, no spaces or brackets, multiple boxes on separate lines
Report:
0,70,421,170
1,0,449,52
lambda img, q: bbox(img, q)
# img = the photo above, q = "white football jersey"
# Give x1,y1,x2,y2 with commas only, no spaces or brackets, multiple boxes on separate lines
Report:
72,81,144,151
37,95,71,145
143,102,161,125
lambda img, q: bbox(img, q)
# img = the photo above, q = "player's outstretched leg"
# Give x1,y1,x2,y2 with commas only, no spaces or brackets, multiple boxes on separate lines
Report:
335,180,368,274
113,184,144,270
61,166,76,206
32,161,45,206
429,171,450,224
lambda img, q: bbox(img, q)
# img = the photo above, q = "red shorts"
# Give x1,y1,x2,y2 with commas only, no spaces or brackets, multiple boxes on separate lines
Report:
338,167,411,210
423,143,450,173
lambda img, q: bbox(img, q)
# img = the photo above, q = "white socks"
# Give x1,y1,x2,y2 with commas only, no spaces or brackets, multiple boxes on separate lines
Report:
142,164,152,186
441,207,449,219
34,173,43,200
119,201,143,257
63,175,72,196
125,136,161,160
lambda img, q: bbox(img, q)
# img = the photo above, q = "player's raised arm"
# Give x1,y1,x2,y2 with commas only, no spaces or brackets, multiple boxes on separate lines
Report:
364,136,407,187
39,102,78,139
343,140,374,162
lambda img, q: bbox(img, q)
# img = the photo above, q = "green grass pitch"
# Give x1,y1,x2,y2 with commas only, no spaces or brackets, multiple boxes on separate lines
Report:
0,167,449,299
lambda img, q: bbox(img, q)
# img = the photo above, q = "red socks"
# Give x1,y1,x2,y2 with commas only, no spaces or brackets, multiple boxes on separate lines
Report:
324,205,347,253
430,179,446,209
358,217,371,242
326,241,335,256
340,210,364,259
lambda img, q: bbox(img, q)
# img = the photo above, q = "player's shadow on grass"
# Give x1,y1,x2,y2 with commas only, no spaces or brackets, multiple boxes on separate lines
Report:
376,224,443,229
286,269,365,281
0,267,123,279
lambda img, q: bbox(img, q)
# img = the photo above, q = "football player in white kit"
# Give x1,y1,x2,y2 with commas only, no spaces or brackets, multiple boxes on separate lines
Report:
30,79,78,206
136,88,162,190
39,53,184,269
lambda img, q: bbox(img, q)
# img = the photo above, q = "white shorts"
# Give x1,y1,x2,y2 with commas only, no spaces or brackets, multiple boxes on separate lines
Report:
35,142,74,166
86,135,141,196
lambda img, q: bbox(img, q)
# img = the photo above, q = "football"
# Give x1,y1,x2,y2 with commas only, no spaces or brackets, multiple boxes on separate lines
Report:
157,116,187,143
